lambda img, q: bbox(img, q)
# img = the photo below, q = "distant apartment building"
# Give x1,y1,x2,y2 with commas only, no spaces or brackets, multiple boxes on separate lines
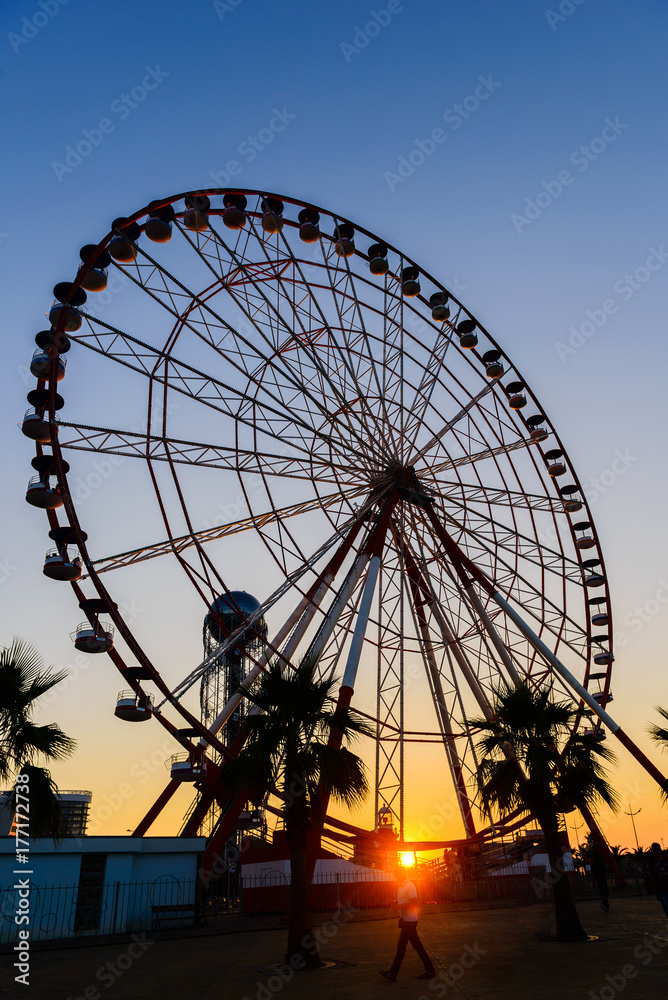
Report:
0,789,91,837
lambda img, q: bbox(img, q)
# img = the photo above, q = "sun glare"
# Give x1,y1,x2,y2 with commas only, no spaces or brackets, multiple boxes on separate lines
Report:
400,852,416,867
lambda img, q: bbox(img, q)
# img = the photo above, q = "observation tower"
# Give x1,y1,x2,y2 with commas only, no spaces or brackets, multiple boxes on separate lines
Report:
198,590,267,837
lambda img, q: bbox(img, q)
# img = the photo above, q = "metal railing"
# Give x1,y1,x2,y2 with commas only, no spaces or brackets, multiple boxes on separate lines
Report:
2,866,648,947
0,878,201,945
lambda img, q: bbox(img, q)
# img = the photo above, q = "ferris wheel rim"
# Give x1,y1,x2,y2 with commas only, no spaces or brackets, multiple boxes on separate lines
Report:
28,186,615,840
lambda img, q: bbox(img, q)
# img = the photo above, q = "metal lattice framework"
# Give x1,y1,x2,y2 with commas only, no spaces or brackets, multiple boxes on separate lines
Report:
23,187,667,867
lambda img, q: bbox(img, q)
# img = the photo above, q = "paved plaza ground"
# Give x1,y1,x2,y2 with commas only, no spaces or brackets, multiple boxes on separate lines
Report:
2,897,667,999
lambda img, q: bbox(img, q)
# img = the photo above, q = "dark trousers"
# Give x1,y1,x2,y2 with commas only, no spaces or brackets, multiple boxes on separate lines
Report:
389,921,435,978
593,870,609,906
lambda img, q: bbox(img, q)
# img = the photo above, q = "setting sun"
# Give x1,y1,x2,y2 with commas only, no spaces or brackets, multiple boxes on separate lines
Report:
400,852,416,868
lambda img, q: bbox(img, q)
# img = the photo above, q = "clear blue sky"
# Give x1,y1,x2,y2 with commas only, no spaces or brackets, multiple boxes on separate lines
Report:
1,0,667,845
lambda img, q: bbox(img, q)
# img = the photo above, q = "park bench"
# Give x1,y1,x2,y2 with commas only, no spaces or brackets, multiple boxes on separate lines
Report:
151,902,207,931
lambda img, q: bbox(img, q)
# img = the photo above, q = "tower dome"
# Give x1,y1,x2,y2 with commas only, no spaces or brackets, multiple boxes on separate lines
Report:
204,590,265,644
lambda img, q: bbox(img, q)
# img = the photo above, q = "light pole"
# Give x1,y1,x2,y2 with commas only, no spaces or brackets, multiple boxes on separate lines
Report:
569,814,584,851
624,804,642,852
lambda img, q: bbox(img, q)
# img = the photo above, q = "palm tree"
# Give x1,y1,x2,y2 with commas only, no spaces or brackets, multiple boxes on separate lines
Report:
648,708,668,800
471,681,618,942
0,638,76,838
220,657,371,967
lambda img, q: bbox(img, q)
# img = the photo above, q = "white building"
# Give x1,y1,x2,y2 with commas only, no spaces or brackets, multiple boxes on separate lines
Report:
0,836,205,943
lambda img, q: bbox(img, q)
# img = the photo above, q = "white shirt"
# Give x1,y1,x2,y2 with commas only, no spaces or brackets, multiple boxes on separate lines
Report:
397,879,419,922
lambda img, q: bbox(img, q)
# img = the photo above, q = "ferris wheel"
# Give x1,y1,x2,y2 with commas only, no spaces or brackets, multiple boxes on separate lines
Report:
21,188,666,865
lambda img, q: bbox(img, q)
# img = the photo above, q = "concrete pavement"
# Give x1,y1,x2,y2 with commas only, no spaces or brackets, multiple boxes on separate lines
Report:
2,897,667,999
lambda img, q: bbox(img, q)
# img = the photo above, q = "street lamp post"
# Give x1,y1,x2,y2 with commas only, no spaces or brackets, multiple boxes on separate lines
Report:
624,804,642,852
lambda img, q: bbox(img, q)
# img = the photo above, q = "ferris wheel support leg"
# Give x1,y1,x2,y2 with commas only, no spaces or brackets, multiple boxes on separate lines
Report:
305,555,379,874
181,786,219,838
305,553,370,665
413,554,491,717
200,792,247,887
421,503,520,694
423,502,668,792
132,779,180,837
307,498,399,873
492,591,668,792
400,542,477,837
341,556,381,689
463,584,520,686
305,493,398,666
416,620,477,838
198,515,367,745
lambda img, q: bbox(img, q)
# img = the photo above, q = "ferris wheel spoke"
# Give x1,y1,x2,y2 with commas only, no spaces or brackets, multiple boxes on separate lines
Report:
401,319,458,449
422,434,539,478
435,480,567,514
395,526,479,835
437,496,581,583
171,209,391,468
414,537,523,693
70,314,364,468
435,504,589,653
313,234,402,460
408,381,498,466
94,249,376,471
56,421,352,482
419,502,590,672
201,211,395,468
87,485,368,576
271,227,401,460
414,536,564,684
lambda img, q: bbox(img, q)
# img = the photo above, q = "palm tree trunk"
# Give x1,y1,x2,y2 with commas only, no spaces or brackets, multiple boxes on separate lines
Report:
538,806,588,942
284,765,321,968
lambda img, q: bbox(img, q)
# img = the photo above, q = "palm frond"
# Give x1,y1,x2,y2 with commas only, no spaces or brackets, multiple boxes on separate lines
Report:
648,707,668,753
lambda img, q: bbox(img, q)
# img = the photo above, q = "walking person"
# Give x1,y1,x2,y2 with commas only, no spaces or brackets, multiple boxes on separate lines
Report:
381,868,435,982
648,843,668,918
590,850,610,912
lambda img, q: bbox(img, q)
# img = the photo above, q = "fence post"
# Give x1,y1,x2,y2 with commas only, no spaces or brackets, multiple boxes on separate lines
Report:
194,874,201,928
111,882,121,938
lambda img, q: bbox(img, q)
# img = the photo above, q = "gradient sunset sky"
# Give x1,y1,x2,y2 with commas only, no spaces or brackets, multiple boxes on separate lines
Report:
1,0,667,851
